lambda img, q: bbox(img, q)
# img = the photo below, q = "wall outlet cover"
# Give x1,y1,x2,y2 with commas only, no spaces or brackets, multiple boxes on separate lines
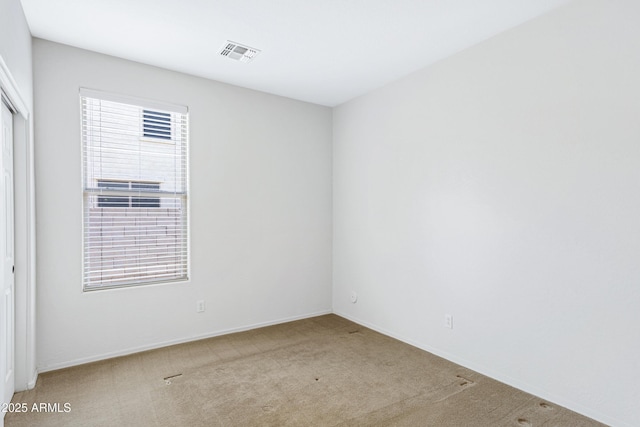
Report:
196,300,205,313
445,314,453,329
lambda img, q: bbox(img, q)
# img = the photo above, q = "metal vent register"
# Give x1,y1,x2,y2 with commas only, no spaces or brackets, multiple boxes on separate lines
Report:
220,41,260,62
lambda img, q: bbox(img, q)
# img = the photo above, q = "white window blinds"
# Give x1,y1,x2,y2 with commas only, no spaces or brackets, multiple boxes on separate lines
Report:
81,89,189,290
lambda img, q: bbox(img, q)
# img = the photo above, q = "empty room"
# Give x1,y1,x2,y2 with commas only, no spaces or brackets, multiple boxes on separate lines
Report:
0,0,638,426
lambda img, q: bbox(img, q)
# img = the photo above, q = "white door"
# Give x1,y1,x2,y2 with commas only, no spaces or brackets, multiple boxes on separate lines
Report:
0,99,15,417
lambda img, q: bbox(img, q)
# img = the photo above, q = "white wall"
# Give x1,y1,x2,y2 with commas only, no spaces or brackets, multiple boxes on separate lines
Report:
0,0,36,393
33,39,333,371
0,0,32,107
333,1,640,426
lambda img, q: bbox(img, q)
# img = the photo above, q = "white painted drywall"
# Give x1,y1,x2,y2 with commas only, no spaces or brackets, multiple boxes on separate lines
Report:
33,39,332,371
333,1,640,426
0,0,32,106
0,0,36,394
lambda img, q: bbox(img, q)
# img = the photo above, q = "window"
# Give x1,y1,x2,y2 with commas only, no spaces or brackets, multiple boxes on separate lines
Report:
97,180,161,208
81,89,189,290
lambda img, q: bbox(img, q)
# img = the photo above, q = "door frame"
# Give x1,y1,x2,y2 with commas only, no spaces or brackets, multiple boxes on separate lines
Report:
0,55,36,392
2,91,16,412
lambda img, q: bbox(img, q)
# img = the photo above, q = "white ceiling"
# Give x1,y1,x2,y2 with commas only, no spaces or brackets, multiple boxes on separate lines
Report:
19,0,572,106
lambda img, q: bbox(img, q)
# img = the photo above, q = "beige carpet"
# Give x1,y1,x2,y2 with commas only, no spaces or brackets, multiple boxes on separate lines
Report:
7,315,606,426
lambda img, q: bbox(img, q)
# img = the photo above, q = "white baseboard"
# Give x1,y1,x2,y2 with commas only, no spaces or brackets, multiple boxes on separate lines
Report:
333,310,626,427
37,309,332,374
27,370,38,390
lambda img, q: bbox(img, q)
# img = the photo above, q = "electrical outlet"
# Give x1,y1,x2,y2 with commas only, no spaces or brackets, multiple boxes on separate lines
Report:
444,314,453,329
196,300,205,313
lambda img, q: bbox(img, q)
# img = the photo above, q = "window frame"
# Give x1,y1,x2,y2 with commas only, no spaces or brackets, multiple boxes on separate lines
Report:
80,88,190,291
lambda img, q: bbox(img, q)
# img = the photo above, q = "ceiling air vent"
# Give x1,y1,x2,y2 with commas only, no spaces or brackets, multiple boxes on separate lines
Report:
219,41,260,63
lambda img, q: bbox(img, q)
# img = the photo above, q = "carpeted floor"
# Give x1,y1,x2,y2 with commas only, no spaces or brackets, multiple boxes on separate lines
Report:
6,314,606,426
